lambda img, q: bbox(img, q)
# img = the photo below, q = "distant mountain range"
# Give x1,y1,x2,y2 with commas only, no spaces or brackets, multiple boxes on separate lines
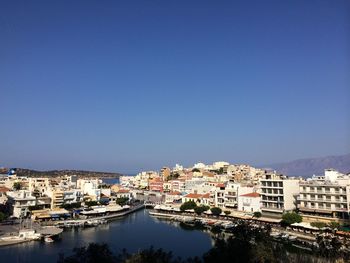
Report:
268,153,350,177
5,168,123,178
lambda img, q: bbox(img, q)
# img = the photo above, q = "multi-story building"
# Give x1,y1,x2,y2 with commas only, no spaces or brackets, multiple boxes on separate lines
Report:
165,191,182,204
28,177,51,196
163,182,172,192
224,182,255,208
0,186,10,204
211,183,226,208
149,177,164,192
260,173,300,215
160,167,171,180
184,178,206,193
77,179,101,201
170,179,186,193
238,192,261,212
7,190,36,218
47,188,83,208
298,169,350,220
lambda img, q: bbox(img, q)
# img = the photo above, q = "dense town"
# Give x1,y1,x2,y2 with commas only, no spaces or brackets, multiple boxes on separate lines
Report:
0,162,350,255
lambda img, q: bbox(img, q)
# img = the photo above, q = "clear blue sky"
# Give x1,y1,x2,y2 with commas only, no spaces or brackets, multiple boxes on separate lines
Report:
0,1,349,173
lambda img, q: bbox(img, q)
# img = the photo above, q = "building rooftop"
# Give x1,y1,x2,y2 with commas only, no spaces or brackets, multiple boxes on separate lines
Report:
240,192,260,198
0,186,10,193
184,193,203,199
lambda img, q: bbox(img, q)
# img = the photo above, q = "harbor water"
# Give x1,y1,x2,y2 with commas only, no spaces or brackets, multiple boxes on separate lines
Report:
0,209,213,263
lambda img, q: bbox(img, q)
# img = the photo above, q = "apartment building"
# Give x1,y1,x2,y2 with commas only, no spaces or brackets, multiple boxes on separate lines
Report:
298,169,350,220
28,177,50,196
165,191,182,204
224,182,255,208
160,167,171,180
211,183,226,208
170,179,186,193
260,173,300,215
7,190,36,218
77,179,101,201
0,186,10,204
149,177,164,192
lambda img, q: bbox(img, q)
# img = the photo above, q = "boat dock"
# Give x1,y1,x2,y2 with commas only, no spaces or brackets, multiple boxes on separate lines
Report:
47,204,145,227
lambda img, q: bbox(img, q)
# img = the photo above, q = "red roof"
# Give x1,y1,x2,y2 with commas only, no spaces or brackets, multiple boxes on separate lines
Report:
0,187,10,193
202,193,210,199
117,189,130,193
184,193,203,199
151,177,163,182
168,191,181,195
216,183,225,188
240,192,260,198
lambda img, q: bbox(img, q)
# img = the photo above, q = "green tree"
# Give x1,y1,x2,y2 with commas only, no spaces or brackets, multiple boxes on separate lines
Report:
180,201,197,211
281,212,302,226
85,201,98,207
253,212,262,218
203,222,280,263
58,243,117,263
310,222,327,229
116,197,129,206
13,182,21,191
194,205,209,215
224,211,231,216
210,207,222,216
328,221,340,229
217,168,224,175
61,202,82,210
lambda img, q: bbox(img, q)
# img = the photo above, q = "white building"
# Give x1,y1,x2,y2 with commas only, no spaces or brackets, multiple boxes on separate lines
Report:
173,164,184,171
238,192,261,212
165,191,182,204
193,162,206,169
77,179,101,201
7,190,36,218
224,182,255,208
0,186,10,204
260,173,300,215
212,161,230,170
299,169,350,220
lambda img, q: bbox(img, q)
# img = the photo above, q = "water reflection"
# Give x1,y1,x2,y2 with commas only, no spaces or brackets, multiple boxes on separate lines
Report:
0,209,213,263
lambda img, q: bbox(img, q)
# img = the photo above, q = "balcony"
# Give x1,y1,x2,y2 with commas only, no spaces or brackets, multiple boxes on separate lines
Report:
261,185,283,189
261,206,284,213
261,193,283,198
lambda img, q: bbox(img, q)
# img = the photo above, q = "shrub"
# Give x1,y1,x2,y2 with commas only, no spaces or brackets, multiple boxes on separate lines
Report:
310,222,328,229
180,201,197,211
253,211,262,218
281,212,302,226
116,197,129,206
194,205,210,215
85,201,98,207
328,222,340,229
210,207,222,216
13,182,21,191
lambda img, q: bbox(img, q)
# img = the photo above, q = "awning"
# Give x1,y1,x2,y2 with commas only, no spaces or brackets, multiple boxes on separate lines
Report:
37,214,51,219
315,209,333,214
50,214,60,218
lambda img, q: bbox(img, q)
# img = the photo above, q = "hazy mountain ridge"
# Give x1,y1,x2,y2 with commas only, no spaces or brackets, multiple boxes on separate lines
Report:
269,153,350,177
11,168,123,178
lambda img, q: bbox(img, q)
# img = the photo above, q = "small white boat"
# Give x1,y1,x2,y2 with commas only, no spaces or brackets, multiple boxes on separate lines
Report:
44,237,54,243
288,235,297,241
